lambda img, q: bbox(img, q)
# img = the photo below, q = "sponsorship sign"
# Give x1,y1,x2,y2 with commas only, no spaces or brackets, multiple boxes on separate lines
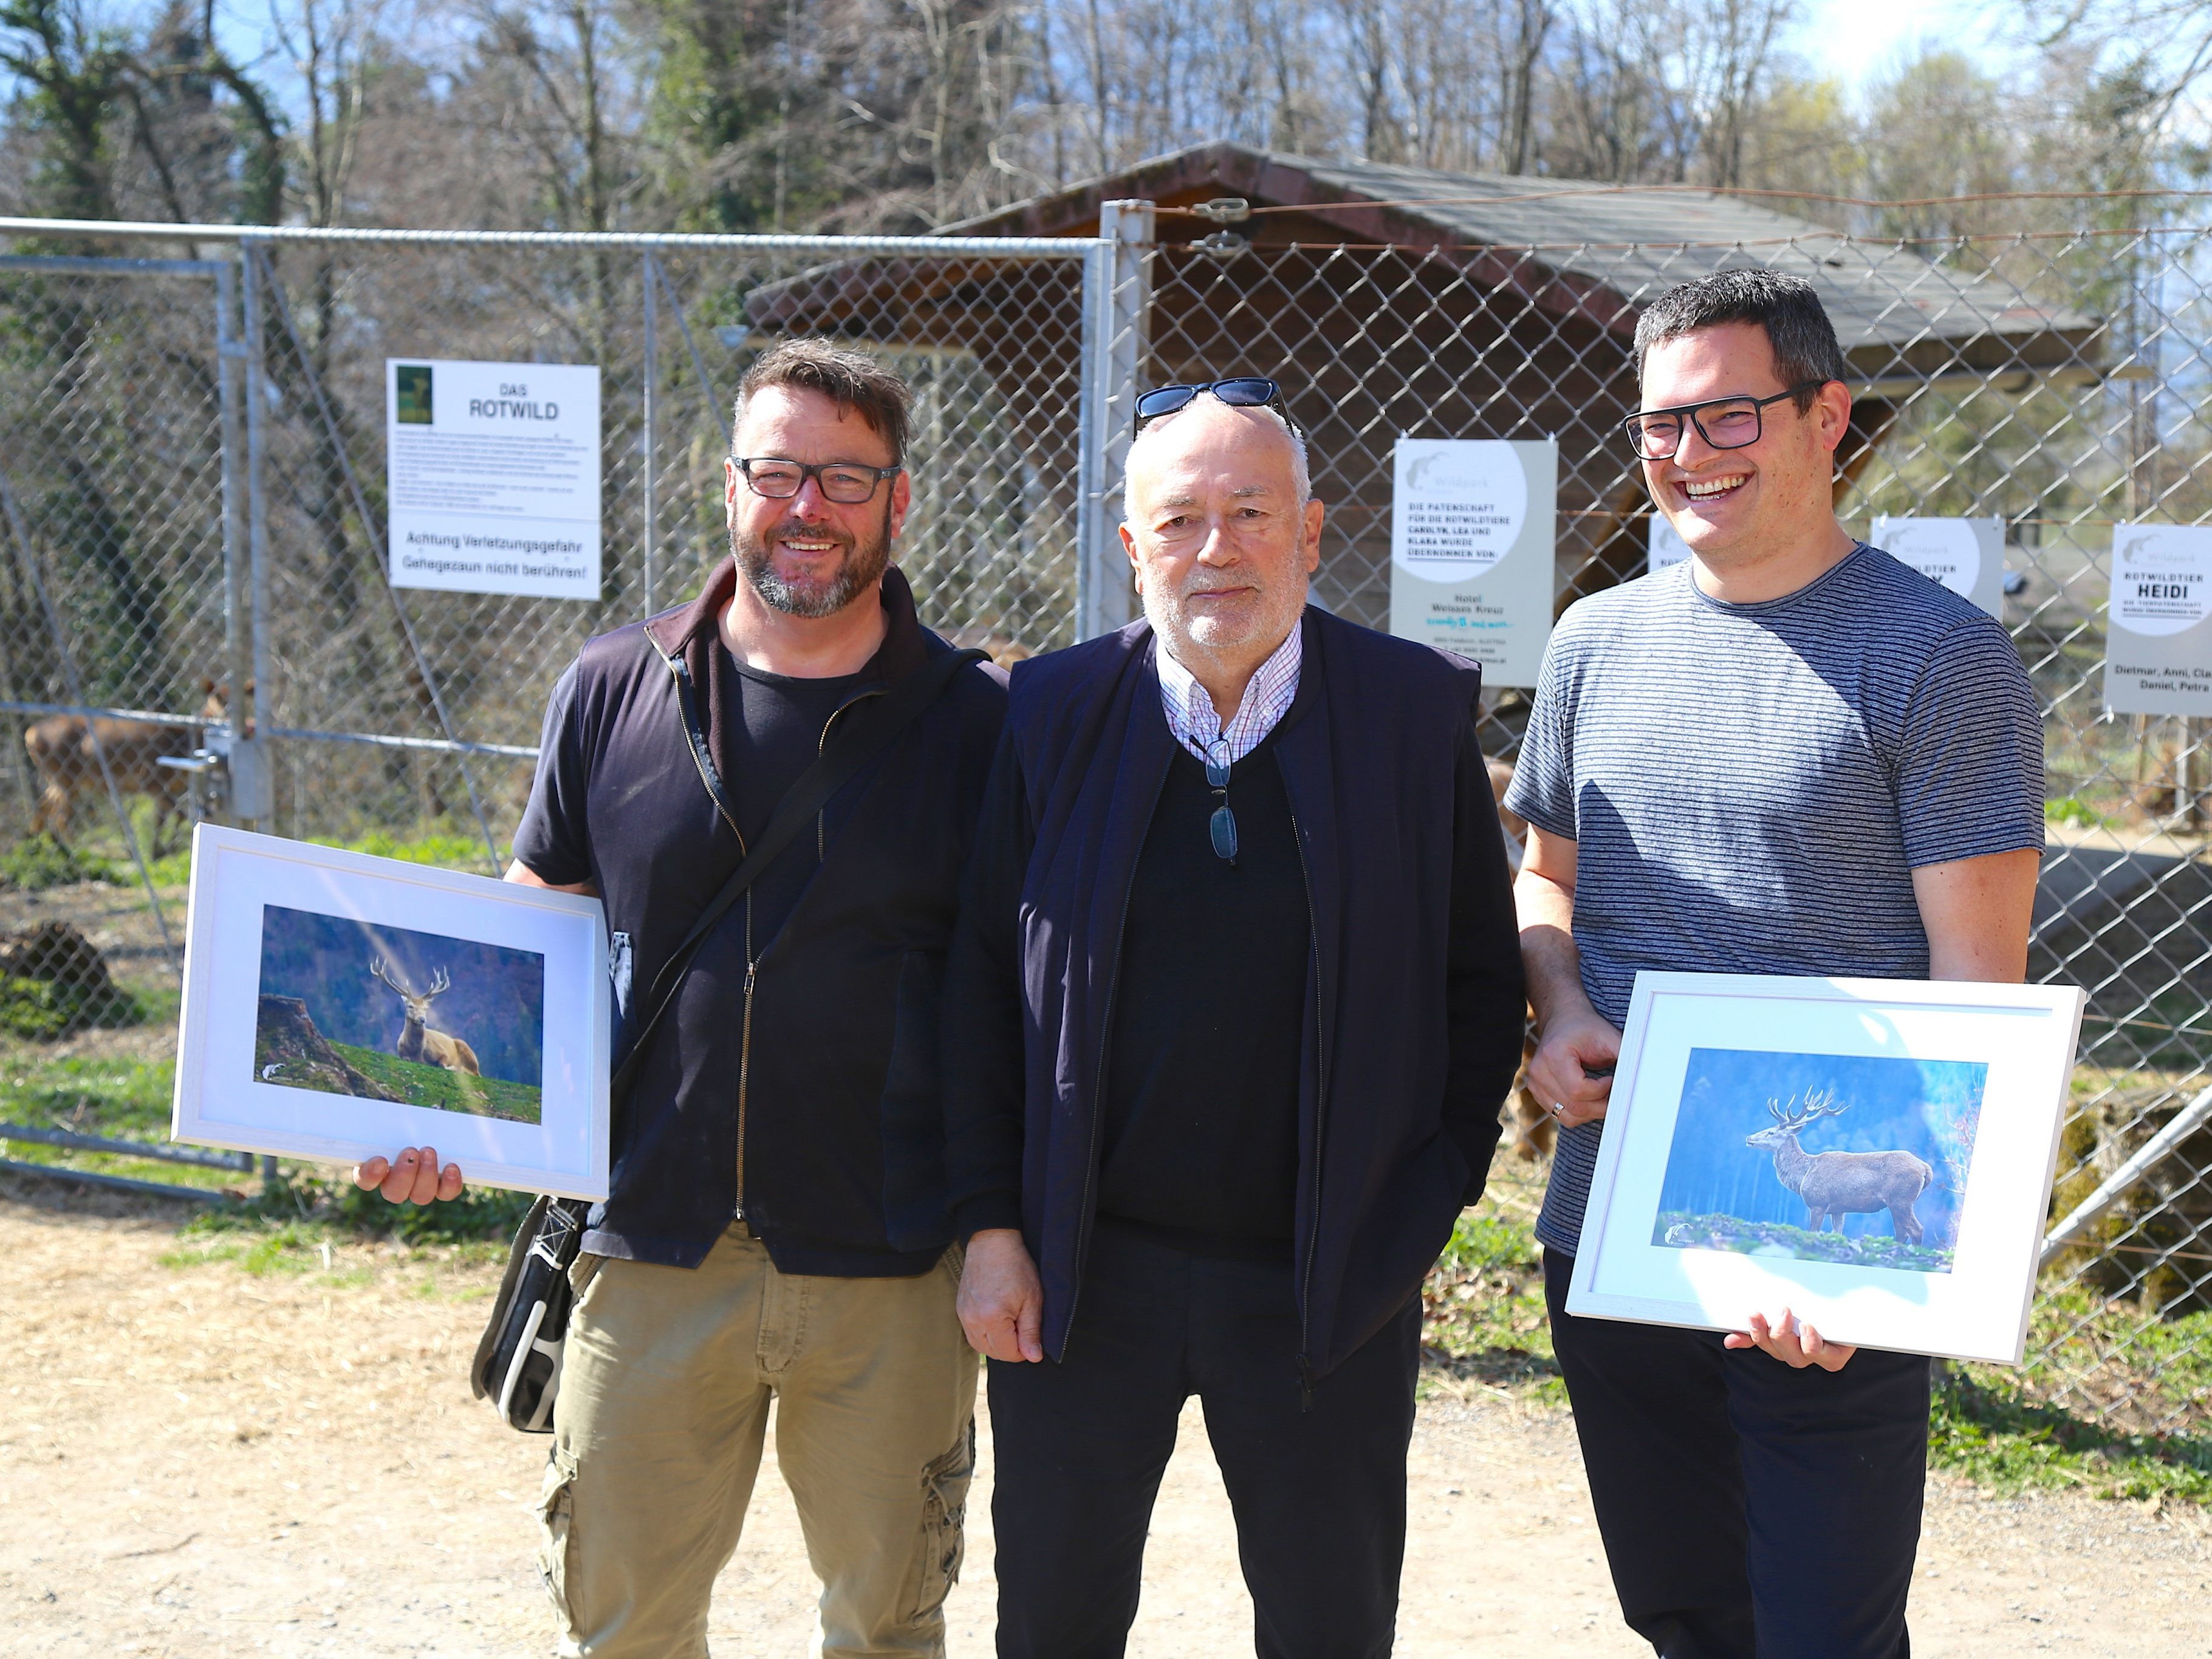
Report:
1648,515,1694,573
1869,516,2006,617
1388,438,1556,686
2103,523,2212,717
386,358,602,599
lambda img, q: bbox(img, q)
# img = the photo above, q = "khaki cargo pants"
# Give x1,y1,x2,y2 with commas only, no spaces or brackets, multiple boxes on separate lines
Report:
538,1222,979,1658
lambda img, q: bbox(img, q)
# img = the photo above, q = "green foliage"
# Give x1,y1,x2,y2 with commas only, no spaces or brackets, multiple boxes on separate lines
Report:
1654,1211,1956,1273
179,1165,535,1250
0,832,123,891
2046,796,2111,829
1421,1207,1564,1400
308,830,496,872
0,1053,173,1138
1425,1208,2212,1507
1931,1364,2212,1505
0,971,143,1039
328,1041,543,1123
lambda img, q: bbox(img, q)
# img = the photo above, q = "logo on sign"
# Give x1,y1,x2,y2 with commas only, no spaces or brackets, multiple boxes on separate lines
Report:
1394,443,1529,583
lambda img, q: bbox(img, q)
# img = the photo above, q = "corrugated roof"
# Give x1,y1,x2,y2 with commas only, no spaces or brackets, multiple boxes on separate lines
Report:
937,143,2101,369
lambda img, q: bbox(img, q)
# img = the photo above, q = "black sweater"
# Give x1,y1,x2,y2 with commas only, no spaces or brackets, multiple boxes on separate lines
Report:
1097,730,1309,1257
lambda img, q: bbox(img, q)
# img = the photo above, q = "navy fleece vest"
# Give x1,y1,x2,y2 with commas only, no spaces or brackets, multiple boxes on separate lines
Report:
1007,607,1489,1375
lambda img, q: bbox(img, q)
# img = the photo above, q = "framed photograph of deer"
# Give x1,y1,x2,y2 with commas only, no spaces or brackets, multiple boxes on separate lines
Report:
171,825,610,1199
1565,973,2087,1364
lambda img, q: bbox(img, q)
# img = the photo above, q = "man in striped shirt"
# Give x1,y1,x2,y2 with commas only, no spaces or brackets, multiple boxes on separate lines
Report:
1505,269,2044,1658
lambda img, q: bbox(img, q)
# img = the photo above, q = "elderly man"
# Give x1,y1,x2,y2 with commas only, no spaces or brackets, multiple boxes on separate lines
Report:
1509,270,2044,1657
942,379,1527,1657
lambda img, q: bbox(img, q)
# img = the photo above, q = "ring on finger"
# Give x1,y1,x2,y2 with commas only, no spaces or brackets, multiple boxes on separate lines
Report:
1550,1101,1567,1118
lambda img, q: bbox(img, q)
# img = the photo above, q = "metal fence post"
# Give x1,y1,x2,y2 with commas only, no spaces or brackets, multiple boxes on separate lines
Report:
234,241,275,826
1075,201,1152,640
214,258,250,818
642,250,659,617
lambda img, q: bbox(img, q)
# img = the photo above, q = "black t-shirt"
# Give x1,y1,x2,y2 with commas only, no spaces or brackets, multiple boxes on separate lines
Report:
512,648,863,959
714,651,865,953
1095,726,1310,1260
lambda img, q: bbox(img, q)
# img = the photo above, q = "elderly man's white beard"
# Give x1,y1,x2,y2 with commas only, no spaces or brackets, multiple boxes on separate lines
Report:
1140,573,1307,670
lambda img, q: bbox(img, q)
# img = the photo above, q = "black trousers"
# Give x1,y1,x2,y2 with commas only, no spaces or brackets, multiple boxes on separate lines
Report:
1544,1250,1930,1659
988,1223,1420,1659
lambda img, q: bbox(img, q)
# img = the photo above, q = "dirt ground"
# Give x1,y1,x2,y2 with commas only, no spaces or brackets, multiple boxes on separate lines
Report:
3,1180,2208,1659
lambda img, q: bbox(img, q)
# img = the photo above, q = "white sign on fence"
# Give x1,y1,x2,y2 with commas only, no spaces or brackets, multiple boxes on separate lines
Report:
1869,516,2007,617
385,358,603,600
1648,515,1693,573
2103,523,2212,717
1388,438,1556,687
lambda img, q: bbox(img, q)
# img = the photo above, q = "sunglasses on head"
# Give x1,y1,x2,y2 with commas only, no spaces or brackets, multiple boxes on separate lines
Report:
1134,378,1304,437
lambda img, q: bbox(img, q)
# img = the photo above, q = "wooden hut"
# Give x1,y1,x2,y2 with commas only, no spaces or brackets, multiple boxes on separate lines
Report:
750,143,2104,634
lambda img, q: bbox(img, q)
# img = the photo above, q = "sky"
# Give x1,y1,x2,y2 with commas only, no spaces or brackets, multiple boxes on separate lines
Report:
1789,0,2028,95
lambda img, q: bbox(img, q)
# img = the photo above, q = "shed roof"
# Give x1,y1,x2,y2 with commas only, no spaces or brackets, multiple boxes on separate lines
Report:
902,143,2104,377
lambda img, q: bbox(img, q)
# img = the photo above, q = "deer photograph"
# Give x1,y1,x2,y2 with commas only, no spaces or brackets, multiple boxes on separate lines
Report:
250,904,546,1124
369,958,482,1076
1649,1048,1990,1271
1744,1087,1934,1244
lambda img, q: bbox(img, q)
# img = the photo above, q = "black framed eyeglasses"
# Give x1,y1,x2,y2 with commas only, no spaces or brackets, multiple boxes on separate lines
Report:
1618,381,1829,461
1135,378,1305,439
1204,741,1238,864
733,456,902,504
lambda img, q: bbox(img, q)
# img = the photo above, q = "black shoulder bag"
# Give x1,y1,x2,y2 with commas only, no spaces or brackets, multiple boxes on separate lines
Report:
470,647,986,1431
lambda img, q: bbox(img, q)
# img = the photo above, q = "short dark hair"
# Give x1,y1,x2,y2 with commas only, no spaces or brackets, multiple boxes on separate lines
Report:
733,339,914,463
1632,269,1848,412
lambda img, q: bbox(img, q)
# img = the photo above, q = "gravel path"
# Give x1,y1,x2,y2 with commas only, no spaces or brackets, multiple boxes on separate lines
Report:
2,1180,2207,1658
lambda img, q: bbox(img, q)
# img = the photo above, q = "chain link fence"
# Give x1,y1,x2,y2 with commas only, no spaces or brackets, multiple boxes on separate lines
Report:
0,214,2205,1434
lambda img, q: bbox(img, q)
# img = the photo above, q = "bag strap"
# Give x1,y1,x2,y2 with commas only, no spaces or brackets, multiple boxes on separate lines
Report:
607,645,987,1107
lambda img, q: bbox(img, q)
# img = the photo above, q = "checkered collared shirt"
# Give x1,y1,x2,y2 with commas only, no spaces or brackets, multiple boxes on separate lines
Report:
1154,620,1304,765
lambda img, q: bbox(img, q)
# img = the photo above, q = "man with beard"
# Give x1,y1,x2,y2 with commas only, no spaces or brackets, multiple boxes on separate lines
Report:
355,341,1005,1658
942,384,1527,1656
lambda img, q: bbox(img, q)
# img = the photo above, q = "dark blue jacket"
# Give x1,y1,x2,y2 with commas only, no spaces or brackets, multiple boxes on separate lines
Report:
514,562,1007,1274
941,606,1526,1376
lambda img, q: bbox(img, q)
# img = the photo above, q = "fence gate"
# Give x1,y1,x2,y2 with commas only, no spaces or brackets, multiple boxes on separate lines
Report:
0,248,259,1198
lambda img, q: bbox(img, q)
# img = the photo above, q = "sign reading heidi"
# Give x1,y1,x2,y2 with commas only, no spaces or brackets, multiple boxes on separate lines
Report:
2103,524,2212,717
1387,438,1556,686
385,358,603,600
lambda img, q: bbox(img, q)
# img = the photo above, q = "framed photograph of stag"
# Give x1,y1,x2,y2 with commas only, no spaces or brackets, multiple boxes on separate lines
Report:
1565,973,2087,1364
171,826,610,1200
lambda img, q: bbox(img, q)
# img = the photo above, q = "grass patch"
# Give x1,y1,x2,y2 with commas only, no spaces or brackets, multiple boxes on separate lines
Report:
1420,1205,1564,1401
1422,1205,2212,1507
0,973,146,1039
177,1165,536,1253
307,829,497,872
328,1041,542,1123
2044,795,2113,830
0,1053,176,1141
0,833,124,891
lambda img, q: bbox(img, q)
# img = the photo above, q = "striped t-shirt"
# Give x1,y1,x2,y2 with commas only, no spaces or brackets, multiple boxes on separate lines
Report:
1502,544,2044,1256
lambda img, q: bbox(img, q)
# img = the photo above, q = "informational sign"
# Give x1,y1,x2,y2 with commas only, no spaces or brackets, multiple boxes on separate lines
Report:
386,358,602,600
1648,516,1693,573
1869,516,2006,617
2103,524,2212,717
1388,439,1556,687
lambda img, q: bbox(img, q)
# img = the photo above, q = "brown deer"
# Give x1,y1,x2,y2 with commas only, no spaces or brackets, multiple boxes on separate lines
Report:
1744,1087,1935,1243
21,679,241,852
369,958,482,1076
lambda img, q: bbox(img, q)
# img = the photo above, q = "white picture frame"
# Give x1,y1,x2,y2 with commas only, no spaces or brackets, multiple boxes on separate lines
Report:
173,825,611,1200
1565,973,2086,1364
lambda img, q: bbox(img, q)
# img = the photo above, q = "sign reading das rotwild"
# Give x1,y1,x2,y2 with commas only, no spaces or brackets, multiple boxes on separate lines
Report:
385,357,603,600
